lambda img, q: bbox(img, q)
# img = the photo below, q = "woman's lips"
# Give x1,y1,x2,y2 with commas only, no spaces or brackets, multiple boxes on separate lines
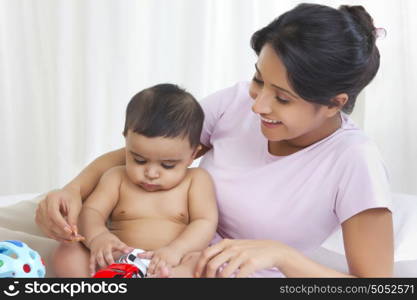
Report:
261,120,283,128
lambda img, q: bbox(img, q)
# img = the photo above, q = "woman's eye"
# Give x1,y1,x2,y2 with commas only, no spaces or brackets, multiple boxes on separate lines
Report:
134,159,146,165
161,163,175,169
252,76,264,85
276,96,290,104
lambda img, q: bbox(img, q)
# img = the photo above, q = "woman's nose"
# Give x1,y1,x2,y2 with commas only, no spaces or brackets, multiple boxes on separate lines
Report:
251,91,272,115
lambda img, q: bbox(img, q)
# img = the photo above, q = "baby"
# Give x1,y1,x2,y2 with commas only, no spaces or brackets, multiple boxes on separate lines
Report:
53,83,218,277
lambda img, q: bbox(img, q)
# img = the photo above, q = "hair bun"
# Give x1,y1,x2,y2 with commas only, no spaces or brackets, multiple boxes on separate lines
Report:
340,5,376,43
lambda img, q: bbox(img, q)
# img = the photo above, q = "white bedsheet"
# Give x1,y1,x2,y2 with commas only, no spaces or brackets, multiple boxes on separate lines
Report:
1,192,416,277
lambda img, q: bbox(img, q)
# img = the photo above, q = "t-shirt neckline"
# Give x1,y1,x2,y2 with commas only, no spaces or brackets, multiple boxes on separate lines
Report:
265,112,347,161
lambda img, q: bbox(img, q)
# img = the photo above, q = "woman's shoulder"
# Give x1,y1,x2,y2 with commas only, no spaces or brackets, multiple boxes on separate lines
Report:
337,114,381,156
202,81,251,101
329,126,387,176
200,81,252,111
306,114,386,173
200,81,254,132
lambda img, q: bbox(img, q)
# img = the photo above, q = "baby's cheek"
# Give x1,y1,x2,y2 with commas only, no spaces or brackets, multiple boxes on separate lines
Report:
167,170,186,187
126,165,143,183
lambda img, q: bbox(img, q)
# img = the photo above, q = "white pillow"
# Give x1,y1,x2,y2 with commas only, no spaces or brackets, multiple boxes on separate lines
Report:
0,194,58,277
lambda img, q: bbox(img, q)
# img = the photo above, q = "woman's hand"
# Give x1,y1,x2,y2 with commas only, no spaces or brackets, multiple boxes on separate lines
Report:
35,188,83,242
88,232,133,276
194,239,286,278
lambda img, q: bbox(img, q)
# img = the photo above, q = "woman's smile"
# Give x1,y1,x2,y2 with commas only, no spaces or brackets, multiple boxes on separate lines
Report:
260,116,283,128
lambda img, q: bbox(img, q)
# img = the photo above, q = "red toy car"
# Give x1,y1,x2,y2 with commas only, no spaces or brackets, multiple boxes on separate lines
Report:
93,263,145,278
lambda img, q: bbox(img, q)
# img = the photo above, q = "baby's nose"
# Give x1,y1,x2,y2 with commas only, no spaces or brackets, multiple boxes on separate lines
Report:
145,168,160,179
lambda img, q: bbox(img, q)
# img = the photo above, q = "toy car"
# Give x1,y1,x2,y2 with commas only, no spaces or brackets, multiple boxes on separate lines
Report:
93,263,145,278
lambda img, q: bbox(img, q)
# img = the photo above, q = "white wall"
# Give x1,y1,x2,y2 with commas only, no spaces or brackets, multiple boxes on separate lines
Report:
0,0,416,195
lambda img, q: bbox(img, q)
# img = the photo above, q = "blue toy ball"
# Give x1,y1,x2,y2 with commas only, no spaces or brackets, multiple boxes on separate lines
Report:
0,240,46,277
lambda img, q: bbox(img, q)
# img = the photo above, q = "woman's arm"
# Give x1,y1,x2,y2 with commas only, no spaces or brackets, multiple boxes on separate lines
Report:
35,147,126,241
66,147,126,200
278,208,393,277
195,208,393,278
342,208,393,277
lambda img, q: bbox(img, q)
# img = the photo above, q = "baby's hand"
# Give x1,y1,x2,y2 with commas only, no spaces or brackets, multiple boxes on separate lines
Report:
88,232,133,276
145,246,184,276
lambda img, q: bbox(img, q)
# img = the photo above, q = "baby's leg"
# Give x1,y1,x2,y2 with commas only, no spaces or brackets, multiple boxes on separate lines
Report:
52,242,90,277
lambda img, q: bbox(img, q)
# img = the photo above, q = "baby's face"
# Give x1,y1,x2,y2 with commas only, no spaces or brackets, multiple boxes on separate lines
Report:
125,131,197,192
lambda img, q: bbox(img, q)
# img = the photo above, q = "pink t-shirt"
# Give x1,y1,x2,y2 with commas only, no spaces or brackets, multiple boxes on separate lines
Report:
199,81,392,277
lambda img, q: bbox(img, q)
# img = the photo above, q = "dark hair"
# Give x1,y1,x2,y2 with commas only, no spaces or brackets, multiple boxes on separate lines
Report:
250,3,380,114
123,83,204,148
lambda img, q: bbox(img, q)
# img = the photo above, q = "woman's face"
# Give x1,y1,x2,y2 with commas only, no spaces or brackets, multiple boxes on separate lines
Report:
249,43,339,146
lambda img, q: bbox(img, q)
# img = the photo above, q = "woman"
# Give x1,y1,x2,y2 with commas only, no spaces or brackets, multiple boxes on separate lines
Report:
36,3,393,277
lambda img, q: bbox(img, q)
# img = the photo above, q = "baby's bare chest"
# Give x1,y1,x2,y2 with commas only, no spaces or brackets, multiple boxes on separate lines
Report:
111,179,190,224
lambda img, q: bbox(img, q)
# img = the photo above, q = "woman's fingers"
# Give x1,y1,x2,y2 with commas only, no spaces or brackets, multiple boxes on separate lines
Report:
203,250,234,278
50,226,72,240
37,189,83,241
36,200,68,240
235,261,256,278
194,243,226,278
47,199,74,240
66,201,81,230
218,255,245,278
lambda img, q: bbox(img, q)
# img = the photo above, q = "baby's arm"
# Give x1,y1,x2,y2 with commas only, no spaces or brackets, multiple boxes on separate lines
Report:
170,168,218,251
78,166,132,274
146,168,218,274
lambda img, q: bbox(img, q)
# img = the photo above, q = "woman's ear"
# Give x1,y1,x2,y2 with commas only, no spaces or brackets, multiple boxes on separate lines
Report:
192,145,202,159
186,145,202,166
326,93,348,117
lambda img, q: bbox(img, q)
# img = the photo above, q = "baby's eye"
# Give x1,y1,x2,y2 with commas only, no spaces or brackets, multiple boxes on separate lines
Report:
161,163,175,169
134,159,146,165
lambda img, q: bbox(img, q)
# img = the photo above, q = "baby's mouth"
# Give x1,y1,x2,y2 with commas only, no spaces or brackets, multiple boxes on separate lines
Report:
141,182,161,191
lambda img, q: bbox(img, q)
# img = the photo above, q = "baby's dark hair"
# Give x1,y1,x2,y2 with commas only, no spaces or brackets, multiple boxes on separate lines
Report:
251,3,381,114
123,83,204,148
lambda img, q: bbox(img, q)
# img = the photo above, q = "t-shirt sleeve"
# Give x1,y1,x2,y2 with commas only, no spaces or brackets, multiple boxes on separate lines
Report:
199,83,240,147
334,140,393,223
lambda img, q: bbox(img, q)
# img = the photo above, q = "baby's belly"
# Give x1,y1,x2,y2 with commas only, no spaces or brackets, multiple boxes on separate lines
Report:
109,218,187,250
